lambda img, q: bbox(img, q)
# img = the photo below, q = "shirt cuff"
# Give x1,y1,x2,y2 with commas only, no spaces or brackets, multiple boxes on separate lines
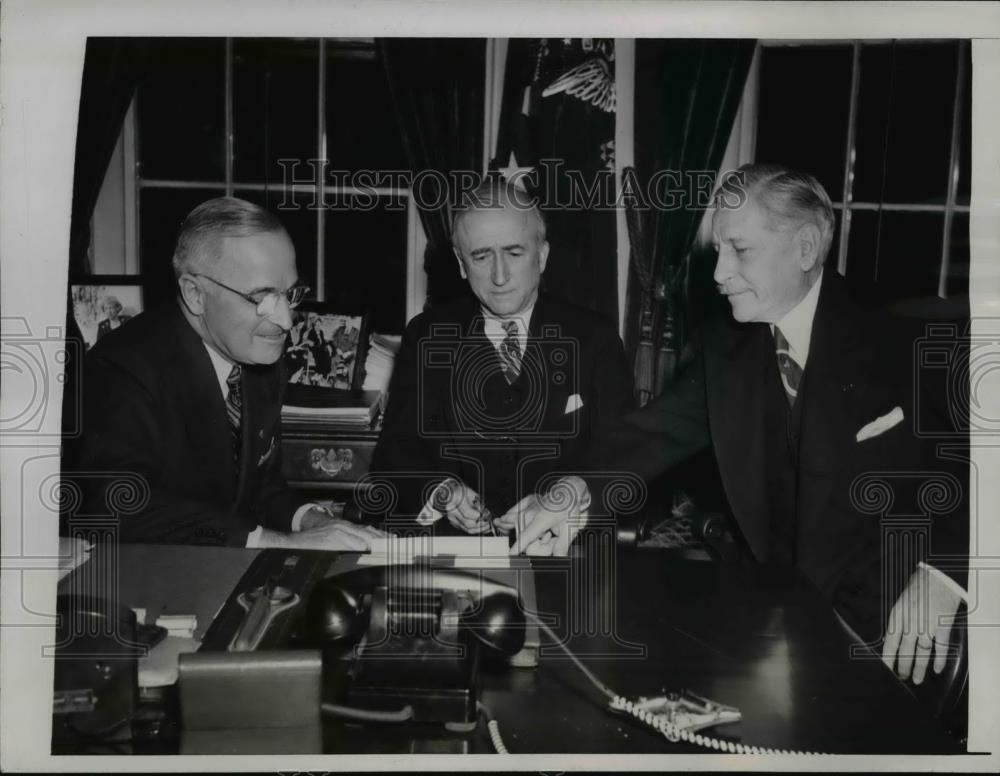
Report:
291,503,320,532
919,561,967,602
245,526,263,548
417,481,449,526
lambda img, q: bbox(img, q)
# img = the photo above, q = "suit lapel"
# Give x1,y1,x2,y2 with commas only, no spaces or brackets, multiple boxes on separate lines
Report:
796,271,875,476
704,318,774,559
168,307,238,501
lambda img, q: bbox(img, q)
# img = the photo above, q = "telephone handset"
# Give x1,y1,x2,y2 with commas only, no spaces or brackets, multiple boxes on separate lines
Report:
304,564,526,657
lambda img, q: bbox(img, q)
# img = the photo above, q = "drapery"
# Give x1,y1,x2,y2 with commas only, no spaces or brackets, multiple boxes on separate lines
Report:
625,39,756,404
493,39,619,324
380,39,486,309
69,38,149,276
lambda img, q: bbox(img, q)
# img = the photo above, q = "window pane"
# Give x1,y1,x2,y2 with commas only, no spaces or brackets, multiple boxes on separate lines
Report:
138,39,226,182
233,39,320,185
323,197,408,333
855,42,958,205
956,44,972,206
843,210,879,302
948,212,969,298
843,210,944,304
234,188,320,296
324,44,407,173
827,207,844,271
139,187,225,308
876,212,944,301
756,45,852,199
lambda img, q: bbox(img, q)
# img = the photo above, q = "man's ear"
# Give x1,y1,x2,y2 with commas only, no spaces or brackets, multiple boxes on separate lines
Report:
796,223,822,272
538,240,550,273
177,273,207,315
453,247,469,280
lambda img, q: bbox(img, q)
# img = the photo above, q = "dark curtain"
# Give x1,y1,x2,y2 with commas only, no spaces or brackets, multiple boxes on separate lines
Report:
624,39,756,404
494,39,619,324
380,39,485,309
69,38,149,277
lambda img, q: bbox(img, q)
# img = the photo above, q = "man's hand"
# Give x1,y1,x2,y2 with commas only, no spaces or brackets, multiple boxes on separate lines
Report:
881,565,963,685
298,506,339,531
433,478,495,535
257,518,385,552
499,476,590,556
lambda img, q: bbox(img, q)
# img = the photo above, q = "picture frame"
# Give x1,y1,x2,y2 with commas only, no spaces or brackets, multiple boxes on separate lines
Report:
69,280,144,351
284,301,370,394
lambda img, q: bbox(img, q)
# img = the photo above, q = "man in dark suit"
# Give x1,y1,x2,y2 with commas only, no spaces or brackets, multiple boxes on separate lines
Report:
617,164,967,685
371,181,633,555
71,197,382,550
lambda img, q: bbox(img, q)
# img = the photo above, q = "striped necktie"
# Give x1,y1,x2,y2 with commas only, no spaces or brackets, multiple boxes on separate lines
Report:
225,364,243,461
773,327,802,407
497,319,522,384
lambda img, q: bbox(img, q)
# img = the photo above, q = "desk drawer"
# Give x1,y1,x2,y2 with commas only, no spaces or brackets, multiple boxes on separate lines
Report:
281,436,377,485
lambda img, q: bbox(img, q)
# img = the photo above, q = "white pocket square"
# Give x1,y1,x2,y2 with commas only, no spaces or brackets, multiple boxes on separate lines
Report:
856,406,904,442
564,394,583,414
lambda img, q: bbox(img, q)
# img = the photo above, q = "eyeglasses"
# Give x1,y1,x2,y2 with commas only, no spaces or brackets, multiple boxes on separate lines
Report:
193,273,310,316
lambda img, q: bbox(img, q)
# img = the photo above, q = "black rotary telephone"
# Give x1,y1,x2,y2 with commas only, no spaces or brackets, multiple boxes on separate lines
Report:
304,564,526,656
303,564,526,727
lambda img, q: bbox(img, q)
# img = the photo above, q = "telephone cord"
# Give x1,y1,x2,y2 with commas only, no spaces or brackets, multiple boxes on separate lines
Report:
486,612,825,756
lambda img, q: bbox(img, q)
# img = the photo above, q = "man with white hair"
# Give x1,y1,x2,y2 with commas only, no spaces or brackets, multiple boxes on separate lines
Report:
72,197,383,550
618,164,968,687
371,180,633,555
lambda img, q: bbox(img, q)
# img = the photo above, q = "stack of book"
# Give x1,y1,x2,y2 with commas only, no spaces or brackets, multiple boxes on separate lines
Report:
361,333,402,392
281,386,383,432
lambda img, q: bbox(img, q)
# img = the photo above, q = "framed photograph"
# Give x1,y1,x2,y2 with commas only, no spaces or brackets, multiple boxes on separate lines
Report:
70,282,144,350
284,302,370,392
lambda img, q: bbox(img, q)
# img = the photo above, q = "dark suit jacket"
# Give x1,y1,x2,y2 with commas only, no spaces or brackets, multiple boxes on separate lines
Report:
618,271,968,639
97,315,130,340
370,295,634,532
68,302,300,546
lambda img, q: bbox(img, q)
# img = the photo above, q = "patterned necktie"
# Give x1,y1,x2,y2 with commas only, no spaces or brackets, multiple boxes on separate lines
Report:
225,364,243,461
773,327,802,407
497,319,522,384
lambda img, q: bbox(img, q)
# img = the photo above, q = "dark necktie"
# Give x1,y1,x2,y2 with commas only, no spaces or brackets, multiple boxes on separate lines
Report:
773,327,802,407
225,364,243,461
497,320,522,384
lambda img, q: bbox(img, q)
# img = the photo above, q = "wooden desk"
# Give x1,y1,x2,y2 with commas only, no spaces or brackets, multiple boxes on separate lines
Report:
66,543,961,755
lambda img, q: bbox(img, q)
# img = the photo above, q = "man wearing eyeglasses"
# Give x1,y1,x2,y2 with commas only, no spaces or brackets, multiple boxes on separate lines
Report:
70,197,383,550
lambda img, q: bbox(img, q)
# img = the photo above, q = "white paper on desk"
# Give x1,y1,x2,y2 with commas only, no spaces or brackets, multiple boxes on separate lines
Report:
359,535,511,567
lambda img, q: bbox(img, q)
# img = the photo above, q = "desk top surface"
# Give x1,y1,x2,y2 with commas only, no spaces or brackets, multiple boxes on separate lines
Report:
71,543,961,755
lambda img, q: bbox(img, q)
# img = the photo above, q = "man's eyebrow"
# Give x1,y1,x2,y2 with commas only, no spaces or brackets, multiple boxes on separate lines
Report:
501,243,526,252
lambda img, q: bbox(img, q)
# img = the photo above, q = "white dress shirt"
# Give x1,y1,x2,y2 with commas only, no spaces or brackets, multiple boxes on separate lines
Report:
202,343,312,546
481,303,533,355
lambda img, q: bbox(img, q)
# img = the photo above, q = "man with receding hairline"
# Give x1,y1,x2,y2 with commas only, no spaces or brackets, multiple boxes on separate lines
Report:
616,163,968,688
71,196,383,550
371,180,633,555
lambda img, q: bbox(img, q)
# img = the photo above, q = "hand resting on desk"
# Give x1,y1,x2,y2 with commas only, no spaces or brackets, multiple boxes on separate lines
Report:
256,513,385,552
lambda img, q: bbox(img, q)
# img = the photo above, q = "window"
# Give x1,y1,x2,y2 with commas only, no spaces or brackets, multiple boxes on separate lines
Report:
754,40,970,304
94,38,427,334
